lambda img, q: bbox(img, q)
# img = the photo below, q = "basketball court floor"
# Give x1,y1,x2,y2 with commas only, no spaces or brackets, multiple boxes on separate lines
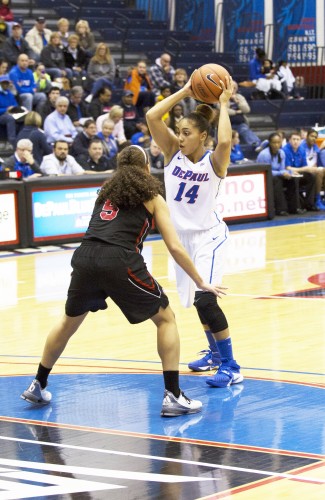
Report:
1,212,325,499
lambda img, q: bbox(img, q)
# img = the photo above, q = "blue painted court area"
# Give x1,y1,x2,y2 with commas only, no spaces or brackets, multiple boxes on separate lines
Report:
1,374,324,456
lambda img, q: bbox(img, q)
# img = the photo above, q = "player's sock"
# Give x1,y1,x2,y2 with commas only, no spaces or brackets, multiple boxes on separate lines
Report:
163,371,180,398
205,330,220,353
216,337,234,363
35,363,52,389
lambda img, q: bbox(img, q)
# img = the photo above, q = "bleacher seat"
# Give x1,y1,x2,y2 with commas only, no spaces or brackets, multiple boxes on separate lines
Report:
166,40,215,53
37,0,127,6
56,7,146,19
127,29,167,40
278,112,322,128
125,39,163,53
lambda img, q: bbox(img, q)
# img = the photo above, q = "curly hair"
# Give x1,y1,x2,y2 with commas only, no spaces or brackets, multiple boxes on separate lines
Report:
97,146,163,209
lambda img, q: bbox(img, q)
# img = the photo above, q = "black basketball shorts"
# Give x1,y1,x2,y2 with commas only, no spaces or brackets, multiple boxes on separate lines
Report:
65,242,169,324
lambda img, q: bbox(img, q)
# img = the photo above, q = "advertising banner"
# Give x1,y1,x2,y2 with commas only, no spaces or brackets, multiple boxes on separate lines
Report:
273,0,316,63
223,0,265,62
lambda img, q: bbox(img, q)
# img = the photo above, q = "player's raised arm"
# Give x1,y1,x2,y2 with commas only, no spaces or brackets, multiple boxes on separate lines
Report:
146,79,195,163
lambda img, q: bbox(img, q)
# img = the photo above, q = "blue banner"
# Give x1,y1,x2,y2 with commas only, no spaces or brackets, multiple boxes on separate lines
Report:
175,0,215,40
32,187,99,239
223,0,264,62
273,0,316,63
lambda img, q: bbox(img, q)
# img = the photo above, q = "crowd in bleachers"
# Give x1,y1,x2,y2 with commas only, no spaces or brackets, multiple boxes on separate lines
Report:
0,3,324,217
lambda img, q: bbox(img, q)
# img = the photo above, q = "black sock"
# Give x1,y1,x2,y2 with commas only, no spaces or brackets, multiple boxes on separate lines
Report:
35,363,52,389
163,371,180,398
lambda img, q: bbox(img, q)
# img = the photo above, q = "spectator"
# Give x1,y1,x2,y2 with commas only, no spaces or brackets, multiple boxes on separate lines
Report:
300,128,325,209
43,96,77,144
170,68,197,115
63,34,88,78
205,135,216,150
282,131,317,211
131,118,151,148
249,47,266,82
219,80,261,147
16,111,52,164
124,59,155,117
119,90,139,139
3,22,36,68
76,137,115,172
86,43,115,96
0,58,8,75
40,85,61,123
149,52,175,96
96,118,118,159
0,0,13,24
257,132,304,215
40,139,84,175
166,103,184,133
319,139,325,167
230,130,247,164
0,73,18,148
155,84,172,122
40,31,72,80
67,85,90,129
9,54,47,113
57,18,70,48
145,139,164,170
33,62,52,94
3,138,42,177
25,17,52,60
88,85,112,120
96,105,126,146
277,60,303,100
75,19,95,59
70,118,97,158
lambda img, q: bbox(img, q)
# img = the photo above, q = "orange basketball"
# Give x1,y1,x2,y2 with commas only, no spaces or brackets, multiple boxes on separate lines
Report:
191,63,230,104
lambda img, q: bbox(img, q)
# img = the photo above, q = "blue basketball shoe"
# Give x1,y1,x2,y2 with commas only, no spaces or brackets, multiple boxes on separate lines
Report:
206,360,243,388
188,348,221,372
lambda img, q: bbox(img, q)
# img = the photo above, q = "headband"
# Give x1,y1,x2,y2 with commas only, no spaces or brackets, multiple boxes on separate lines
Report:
131,145,147,162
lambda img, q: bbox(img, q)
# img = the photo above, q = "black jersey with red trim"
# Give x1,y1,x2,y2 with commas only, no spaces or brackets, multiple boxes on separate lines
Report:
83,198,153,253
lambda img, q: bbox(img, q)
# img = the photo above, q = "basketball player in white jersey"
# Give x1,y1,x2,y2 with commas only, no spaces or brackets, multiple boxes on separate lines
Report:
146,73,244,388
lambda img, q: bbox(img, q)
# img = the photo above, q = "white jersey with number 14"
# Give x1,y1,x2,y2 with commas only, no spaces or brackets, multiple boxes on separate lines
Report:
164,150,225,232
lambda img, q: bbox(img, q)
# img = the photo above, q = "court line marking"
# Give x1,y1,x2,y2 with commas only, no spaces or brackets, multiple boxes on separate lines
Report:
1,416,325,460
1,359,324,379
0,435,324,485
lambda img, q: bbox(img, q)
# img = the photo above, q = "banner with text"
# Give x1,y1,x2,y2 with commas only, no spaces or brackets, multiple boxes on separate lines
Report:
223,0,264,63
273,0,316,63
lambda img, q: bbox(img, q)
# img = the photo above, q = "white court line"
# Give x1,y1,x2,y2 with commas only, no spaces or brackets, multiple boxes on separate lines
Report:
0,436,324,485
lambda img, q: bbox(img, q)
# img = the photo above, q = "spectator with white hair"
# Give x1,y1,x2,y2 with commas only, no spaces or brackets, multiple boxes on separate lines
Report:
3,138,42,178
96,118,118,158
44,96,77,144
96,105,127,146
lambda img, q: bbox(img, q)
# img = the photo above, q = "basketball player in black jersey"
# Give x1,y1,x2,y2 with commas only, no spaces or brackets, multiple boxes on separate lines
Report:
21,145,226,417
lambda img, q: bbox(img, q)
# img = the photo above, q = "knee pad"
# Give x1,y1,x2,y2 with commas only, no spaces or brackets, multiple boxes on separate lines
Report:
194,291,228,333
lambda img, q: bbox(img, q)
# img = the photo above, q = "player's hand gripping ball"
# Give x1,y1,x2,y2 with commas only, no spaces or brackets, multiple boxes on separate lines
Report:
191,64,231,104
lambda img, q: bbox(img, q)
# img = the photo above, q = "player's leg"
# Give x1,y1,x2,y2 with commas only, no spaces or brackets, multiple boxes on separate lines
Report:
151,305,202,417
21,313,88,405
193,291,243,387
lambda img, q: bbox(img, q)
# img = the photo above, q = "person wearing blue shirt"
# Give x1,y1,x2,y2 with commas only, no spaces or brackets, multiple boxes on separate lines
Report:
230,130,246,164
249,47,266,81
9,54,47,113
0,73,18,147
257,132,303,215
282,131,317,211
43,96,77,145
2,138,42,178
300,129,325,209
